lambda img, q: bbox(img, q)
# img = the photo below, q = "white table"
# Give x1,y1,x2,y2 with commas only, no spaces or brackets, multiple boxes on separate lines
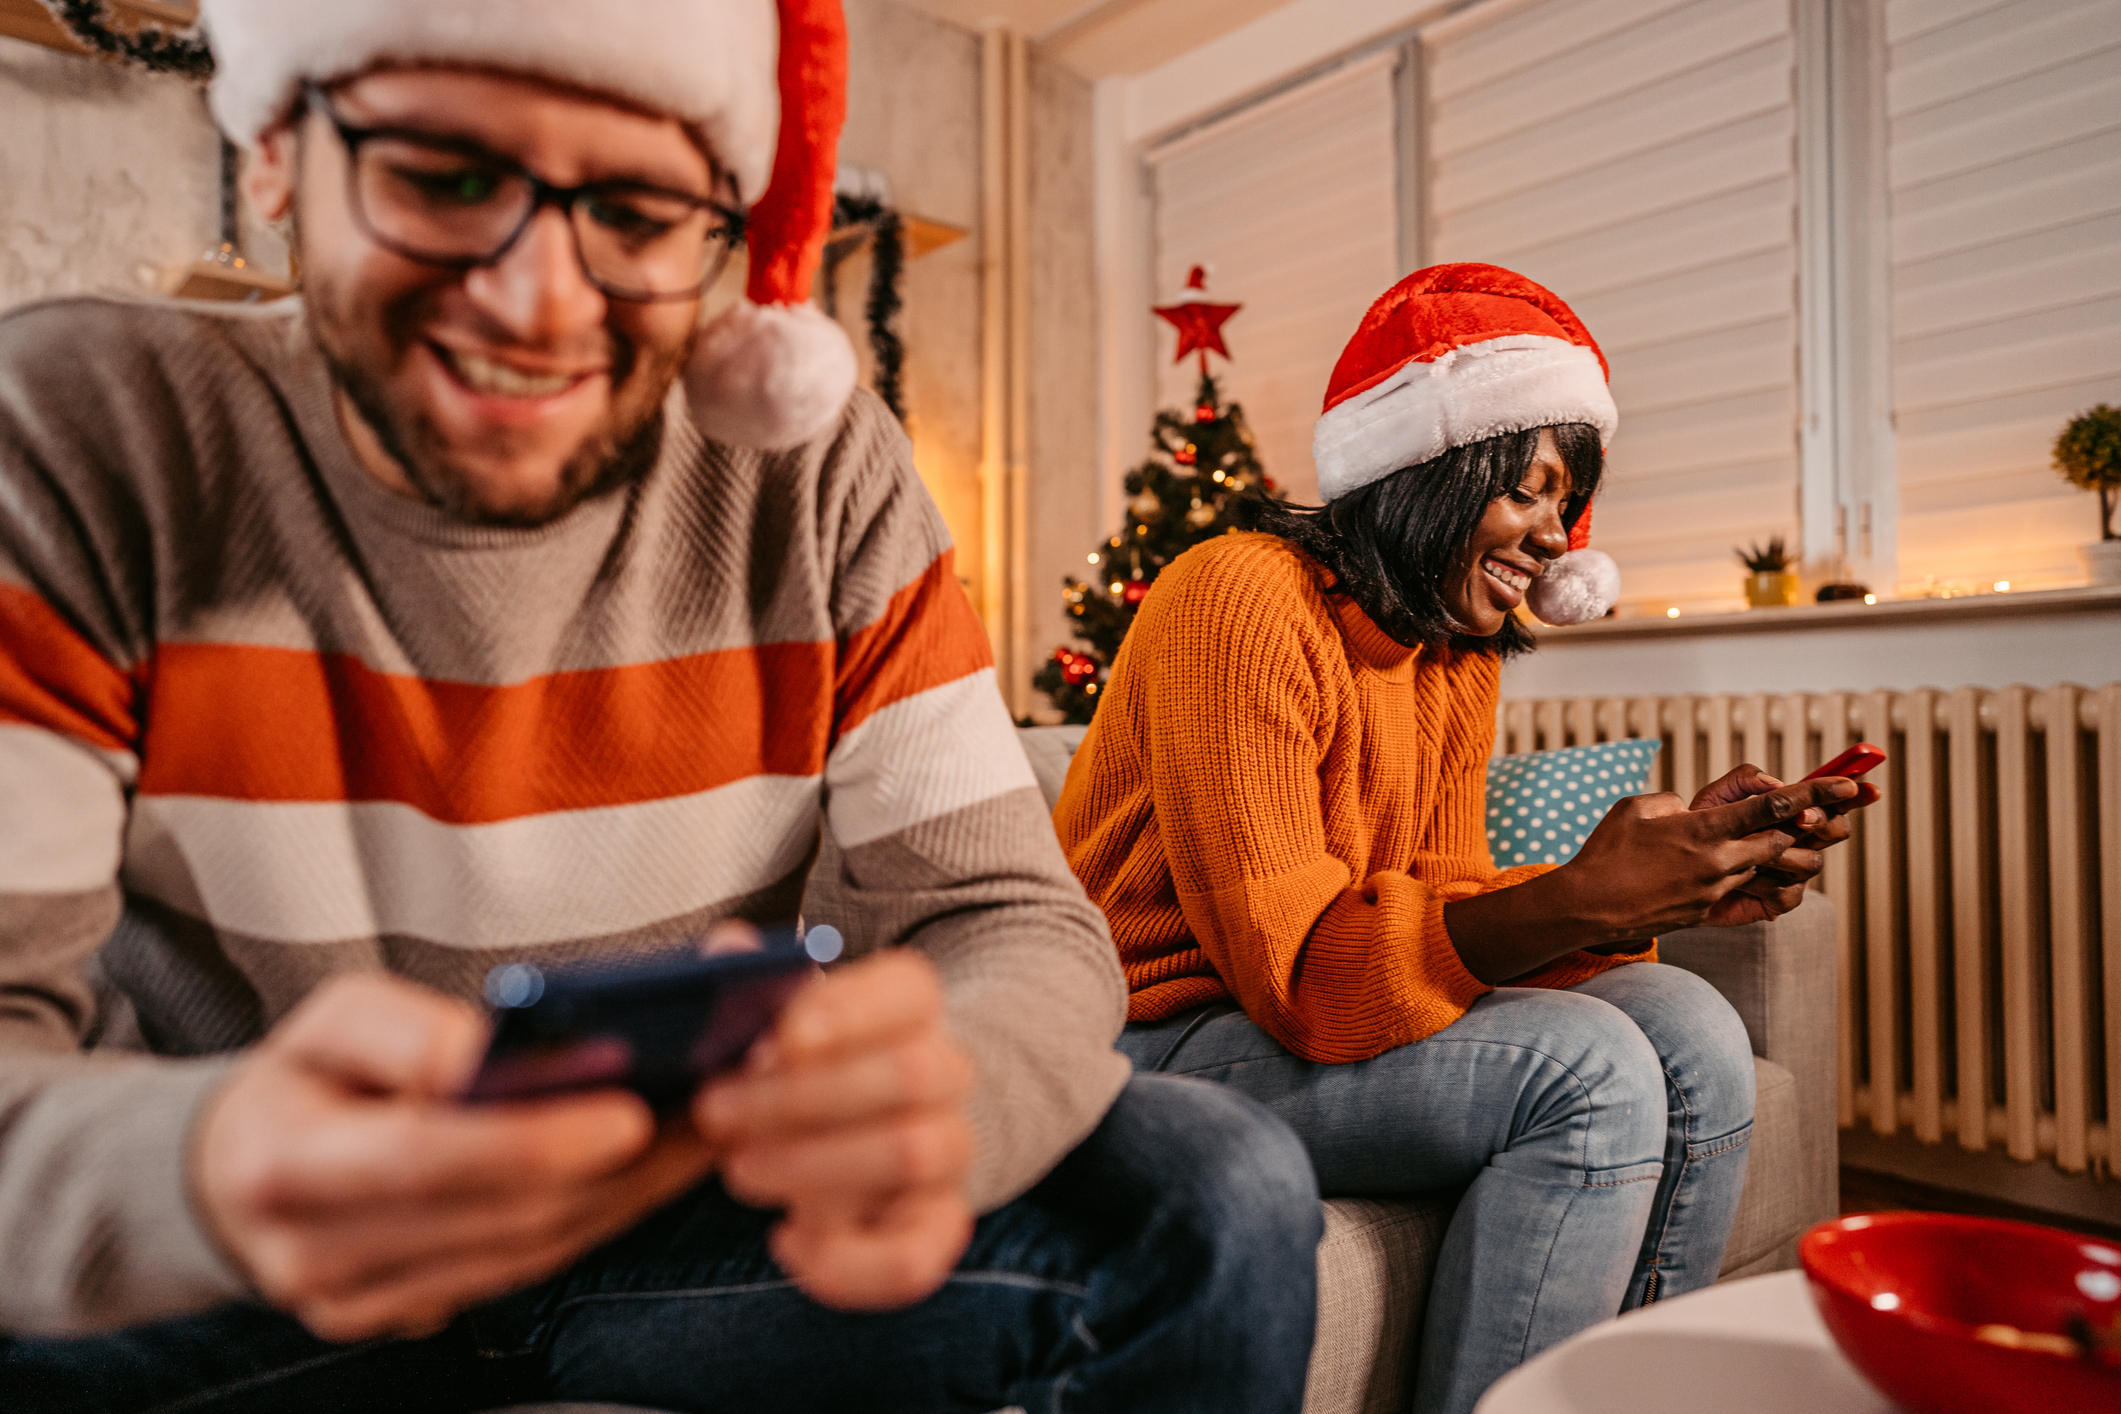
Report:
1476,1271,1895,1413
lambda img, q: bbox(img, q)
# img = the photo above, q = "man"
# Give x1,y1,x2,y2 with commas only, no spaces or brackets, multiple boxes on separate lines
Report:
0,1,1322,1408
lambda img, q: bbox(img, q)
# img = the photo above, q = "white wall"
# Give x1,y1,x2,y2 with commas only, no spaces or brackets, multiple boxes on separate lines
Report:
1,37,222,310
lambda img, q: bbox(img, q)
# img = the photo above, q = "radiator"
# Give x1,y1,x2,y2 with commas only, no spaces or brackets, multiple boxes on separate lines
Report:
1496,684,2121,1179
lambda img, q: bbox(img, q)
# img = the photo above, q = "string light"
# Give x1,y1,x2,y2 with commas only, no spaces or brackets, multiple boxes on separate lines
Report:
1087,552,1100,565
1863,594,1877,605
1993,580,2010,592
1666,607,1681,618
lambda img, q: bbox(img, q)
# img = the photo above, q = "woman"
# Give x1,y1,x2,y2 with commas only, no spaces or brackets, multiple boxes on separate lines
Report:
1055,264,1874,1414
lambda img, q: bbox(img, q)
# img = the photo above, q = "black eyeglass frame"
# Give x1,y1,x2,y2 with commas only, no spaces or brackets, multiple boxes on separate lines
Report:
299,81,745,303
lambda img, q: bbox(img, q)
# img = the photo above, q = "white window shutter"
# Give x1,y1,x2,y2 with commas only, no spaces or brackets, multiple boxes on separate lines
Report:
1885,0,2121,593
1147,54,1403,506
1427,0,1805,614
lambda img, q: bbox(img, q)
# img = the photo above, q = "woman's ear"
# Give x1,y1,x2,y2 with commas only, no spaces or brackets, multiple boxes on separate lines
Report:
242,125,298,225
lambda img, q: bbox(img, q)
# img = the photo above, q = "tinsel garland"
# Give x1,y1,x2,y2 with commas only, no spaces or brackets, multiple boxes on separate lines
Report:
831,194,909,425
37,0,215,79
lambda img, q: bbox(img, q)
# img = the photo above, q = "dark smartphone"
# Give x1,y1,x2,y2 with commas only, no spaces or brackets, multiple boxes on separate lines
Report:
464,927,812,1107
1803,743,1887,782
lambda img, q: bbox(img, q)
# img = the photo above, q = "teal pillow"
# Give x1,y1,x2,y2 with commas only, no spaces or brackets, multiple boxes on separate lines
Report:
1484,738,1661,868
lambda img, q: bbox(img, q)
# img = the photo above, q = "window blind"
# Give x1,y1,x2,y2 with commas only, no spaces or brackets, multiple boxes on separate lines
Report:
1146,53,1402,505
1885,0,2121,593
1427,0,1804,614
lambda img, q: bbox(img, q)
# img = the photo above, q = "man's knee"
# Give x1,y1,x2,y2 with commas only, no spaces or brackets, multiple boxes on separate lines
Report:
1089,1073,1324,1256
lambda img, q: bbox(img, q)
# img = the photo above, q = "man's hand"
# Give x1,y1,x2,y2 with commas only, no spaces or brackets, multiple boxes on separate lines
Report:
1555,773,1863,940
696,949,975,1313
194,973,717,1343
1686,763,1880,925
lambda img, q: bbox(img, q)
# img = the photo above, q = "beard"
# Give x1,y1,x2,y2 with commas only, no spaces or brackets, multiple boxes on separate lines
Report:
305,267,693,528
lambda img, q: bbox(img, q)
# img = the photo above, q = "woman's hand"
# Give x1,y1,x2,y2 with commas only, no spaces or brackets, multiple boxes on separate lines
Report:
1682,764,1879,926
1551,773,1862,943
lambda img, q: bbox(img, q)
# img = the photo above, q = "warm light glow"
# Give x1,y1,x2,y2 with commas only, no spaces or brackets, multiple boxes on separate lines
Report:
1109,581,1123,594
1666,607,1681,618
1087,552,1099,565
1084,684,1098,696
1864,594,1877,605
1994,580,2010,592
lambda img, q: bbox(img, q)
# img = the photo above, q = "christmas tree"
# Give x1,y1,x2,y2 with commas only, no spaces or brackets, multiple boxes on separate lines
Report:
1033,269,1281,724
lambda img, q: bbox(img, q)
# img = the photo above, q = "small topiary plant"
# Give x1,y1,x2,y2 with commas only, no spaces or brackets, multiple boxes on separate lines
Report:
1735,536,1793,573
2054,403,2121,542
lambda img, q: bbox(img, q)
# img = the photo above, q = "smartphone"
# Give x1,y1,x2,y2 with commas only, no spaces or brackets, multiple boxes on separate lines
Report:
1803,743,1887,782
464,927,812,1107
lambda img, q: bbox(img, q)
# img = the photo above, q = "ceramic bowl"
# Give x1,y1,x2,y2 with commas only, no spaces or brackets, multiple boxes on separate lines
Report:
1801,1212,2121,1414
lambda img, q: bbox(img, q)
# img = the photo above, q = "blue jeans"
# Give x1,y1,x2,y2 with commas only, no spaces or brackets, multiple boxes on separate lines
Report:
2,1074,1323,1414
1118,962,1754,1414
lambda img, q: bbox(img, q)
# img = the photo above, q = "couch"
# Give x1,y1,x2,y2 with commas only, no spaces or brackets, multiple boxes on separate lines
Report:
1005,726,1840,1414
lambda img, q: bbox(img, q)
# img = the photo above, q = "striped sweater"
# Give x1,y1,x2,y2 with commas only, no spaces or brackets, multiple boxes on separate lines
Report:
1055,533,1650,1064
0,297,1128,1335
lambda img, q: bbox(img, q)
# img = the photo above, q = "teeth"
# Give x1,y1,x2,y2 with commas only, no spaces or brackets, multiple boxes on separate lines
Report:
444,348,577,398
1483,558,1530,592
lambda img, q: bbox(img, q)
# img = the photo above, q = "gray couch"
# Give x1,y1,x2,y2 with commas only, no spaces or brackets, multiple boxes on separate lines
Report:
1007,726,1839,1414
488,725,1839,1414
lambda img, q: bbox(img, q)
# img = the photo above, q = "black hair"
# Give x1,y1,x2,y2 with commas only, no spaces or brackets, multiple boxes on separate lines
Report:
1243,423,1603,658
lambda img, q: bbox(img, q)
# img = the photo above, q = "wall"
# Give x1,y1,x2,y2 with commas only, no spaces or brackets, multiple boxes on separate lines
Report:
0,36,220,309
1023,51,1101,673
837,0,989,607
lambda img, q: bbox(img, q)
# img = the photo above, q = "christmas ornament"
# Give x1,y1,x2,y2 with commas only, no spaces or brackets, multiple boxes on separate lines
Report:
1186,501,1216,529
1130,490,1162,520
1154,266,1243,377
1122,580,1150,606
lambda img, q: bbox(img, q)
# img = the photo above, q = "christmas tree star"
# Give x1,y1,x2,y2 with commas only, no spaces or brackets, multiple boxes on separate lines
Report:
1154,266,1242,375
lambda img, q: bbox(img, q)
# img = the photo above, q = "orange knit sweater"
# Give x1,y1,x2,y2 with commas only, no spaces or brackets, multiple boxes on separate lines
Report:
1055,533,1652,1064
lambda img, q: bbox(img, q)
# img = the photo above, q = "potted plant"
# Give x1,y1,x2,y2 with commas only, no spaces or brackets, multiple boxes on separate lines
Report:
2055,403,2121,586
1737,536,1799,608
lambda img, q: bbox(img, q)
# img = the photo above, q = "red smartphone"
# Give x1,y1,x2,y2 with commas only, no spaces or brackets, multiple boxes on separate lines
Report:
1803,743,1886,782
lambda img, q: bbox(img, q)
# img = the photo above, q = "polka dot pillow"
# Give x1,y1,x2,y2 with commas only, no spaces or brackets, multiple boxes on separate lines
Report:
1485,738,1662,868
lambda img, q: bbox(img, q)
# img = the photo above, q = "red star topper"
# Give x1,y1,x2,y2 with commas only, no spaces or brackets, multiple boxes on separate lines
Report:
1154,266,1242,376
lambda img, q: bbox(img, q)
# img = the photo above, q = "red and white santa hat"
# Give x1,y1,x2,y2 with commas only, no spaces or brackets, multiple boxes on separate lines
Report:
199,0,858,449
1312,263,1622,624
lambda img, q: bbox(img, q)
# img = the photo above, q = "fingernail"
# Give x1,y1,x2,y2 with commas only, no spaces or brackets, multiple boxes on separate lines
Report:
1834,779,1859,798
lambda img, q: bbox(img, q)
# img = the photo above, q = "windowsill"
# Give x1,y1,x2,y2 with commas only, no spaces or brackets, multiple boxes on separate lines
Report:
1537,584,2121,643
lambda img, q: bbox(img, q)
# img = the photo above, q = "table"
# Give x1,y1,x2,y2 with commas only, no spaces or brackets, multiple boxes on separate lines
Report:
1475,1271,1893,1413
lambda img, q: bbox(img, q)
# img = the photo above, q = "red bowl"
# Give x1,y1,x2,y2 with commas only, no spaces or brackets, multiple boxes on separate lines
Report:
1801,1212,2121,1414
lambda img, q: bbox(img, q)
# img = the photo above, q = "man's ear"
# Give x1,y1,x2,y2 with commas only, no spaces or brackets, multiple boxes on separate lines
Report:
242,125,297,225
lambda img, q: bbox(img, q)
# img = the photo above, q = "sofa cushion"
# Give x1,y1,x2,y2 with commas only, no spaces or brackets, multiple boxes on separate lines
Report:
1719,1054,1802,1274
1306,1196,1453,1414
1484,738,1661,868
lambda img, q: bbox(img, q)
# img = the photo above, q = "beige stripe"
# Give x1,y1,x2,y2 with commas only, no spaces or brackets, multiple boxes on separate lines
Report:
825,669,1036,849
0,725,127,893
121,774,823,948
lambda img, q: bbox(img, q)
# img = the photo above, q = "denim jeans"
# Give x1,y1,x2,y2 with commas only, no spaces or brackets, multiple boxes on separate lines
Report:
3,1074,1323,1414
1118,962,1755,1414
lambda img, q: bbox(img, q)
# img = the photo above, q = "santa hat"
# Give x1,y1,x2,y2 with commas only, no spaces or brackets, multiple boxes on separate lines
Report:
1312,263,1622,625
199,0,858,449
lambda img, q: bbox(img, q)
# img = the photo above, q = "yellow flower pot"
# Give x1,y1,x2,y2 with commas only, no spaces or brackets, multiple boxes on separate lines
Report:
1744,570,1800,608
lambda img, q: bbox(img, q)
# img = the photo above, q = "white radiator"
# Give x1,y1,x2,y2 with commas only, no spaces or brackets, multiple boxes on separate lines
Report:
1496,684,2121,1179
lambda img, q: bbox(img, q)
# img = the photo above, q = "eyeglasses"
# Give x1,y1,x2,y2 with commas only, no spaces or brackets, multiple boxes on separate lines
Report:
302,82,743,303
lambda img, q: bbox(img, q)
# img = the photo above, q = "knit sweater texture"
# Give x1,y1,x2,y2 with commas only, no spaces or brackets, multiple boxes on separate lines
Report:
0,296,1129,1336
1055,532,1651,1065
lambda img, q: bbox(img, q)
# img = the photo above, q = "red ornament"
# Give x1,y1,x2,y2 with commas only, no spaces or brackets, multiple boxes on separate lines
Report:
1174,445,1196,466
1195,405,1214,422
1122,579,1151,606
1154,266,1242,377
1050,647,1098,687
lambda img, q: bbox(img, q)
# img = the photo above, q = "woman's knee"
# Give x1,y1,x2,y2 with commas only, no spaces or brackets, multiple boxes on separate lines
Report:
1481,990,1668,1175
1581,963,1756,1141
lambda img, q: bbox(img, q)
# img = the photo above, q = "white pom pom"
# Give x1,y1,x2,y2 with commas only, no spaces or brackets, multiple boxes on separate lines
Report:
1526,549,1620,626
685,301,859,449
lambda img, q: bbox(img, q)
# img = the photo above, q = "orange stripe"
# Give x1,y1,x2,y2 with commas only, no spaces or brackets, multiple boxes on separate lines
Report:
835,550,994,738
0,582,139,754
137,640,834,823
